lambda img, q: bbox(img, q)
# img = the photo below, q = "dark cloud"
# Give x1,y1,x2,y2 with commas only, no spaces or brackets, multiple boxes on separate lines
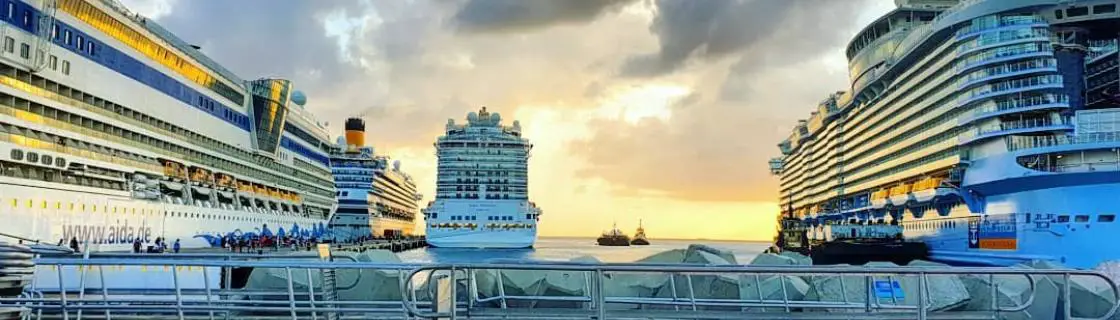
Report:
575,0,872,202
153,0,366,95
621,0,865,77
452,0,636,32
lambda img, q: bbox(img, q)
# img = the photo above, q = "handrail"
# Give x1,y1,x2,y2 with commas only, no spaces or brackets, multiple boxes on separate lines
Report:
402,262,1120,320
7,258,1120,320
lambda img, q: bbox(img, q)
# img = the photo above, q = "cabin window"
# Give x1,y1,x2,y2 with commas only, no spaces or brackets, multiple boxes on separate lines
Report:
1100,215,1115,222
1095,4,1116,13
1075,215,1090,223
18,42,27,59
1057,215,1070,223
1067,6,1088,17
1055,10,1064,19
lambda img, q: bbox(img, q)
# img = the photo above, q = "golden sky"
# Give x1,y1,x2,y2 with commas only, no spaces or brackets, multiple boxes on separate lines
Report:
131,0,895,241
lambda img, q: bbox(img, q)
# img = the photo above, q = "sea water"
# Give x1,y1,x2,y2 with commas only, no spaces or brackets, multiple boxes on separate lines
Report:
396,237,770,264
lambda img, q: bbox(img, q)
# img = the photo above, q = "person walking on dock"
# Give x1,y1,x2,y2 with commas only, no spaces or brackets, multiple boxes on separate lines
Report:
132,238,141,253
69,237,79,254
173,239,180,253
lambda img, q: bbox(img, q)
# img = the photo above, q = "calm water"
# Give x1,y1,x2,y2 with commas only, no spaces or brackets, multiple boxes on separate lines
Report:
396,237,771,264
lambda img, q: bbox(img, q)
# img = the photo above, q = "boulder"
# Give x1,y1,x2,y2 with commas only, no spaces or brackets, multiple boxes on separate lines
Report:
240,249,407,305
957,263,1050,320
779,251,813,266
473,256,599,308
802,263,867,312
898,261,970,311
738,273,810,311
749,253,800,266
1024,260,1116,319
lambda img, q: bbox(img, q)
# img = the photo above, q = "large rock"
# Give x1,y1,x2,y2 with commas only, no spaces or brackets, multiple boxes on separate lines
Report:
957,263,1054,320
899,261,970,311
1024,260,1116,319
803,261,969,313
779,251,813,266
240,250,407,305
738,273,810,311
749,253,800,266
473,256,597,308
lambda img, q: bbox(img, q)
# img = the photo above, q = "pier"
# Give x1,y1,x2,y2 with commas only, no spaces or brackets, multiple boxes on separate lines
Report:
332,237,428,253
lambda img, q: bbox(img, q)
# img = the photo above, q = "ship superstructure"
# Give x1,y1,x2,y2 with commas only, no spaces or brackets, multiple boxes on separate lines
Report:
0,0,338,251
423,107,541,248
771,0,1120,268
328,117,420,241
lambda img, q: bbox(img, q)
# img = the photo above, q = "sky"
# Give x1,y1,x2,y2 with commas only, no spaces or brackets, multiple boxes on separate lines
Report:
120,0,896,241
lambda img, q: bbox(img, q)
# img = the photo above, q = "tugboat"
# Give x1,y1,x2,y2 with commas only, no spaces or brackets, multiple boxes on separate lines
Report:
596,223,630,246
630,220,649,245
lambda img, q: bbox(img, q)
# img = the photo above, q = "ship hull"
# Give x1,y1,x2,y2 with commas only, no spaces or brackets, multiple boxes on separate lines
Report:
903,178,1120,269
427,230,535,248
424,199,538,248
0,180,330,252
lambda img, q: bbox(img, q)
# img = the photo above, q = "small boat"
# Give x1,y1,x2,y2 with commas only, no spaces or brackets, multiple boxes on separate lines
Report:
630,220,649,245
596,223,630,246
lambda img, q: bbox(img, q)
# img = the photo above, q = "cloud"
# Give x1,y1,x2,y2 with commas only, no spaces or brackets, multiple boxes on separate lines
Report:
452,0,637,33
620,0,865,77
573,0,874,202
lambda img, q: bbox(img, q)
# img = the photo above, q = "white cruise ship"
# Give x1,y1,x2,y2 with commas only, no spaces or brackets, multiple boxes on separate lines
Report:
772,0,1120,269
328,117,421,241
423,107,541,248
0,0,338,251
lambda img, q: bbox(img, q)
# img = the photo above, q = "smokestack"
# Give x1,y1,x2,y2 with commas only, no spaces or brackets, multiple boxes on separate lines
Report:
344,118,365,150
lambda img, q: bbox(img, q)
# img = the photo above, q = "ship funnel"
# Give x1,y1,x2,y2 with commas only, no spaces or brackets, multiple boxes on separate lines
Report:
344,118,366,150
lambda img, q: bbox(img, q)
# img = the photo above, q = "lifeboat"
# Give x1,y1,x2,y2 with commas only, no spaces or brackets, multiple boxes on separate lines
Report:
888,183,914,206
911,177,957,202
869,188,890,208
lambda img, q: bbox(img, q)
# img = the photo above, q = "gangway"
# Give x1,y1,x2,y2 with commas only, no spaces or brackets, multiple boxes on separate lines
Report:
0,257,1118,320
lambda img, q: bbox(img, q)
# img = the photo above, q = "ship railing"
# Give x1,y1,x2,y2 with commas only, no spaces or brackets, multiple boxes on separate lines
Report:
7,258,1120,320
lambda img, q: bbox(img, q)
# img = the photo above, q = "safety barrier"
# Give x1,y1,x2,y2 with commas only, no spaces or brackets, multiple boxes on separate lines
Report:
1,257,1119,319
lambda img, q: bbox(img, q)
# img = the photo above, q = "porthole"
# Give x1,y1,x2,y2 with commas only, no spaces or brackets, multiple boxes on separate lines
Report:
10,149,23,161
26,152,38,163
41,155,52,166
56,158,66,168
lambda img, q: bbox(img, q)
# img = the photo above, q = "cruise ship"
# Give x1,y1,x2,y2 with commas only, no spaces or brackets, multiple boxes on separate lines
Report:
0,0,338,251
771,0,1120,269
328,117,421,241
423,107,541,248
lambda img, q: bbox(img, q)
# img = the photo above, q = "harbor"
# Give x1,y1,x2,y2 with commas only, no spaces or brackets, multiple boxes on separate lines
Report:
3,0,1120,318
3,241,1120,319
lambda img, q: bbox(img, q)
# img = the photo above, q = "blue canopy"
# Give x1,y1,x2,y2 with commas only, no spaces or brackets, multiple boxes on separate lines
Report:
194,234,220,247
241,232,258,239
277,227,286,238
261,224,274,237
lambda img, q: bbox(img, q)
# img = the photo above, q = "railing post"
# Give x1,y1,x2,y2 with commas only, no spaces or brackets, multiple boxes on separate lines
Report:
57,264,68,320
285,267,297,320
917,271,927,320
595,269,605,320
172,264,184,320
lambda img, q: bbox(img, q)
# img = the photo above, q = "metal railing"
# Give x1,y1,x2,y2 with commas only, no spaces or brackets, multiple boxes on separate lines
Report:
4,257,1120,320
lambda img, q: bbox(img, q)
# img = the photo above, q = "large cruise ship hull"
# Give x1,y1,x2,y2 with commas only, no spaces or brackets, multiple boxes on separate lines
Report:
0,177,329,252
907,153,1120,269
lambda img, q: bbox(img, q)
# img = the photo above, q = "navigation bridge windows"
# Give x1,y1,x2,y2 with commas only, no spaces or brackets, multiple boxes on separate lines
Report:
249,79,293,154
